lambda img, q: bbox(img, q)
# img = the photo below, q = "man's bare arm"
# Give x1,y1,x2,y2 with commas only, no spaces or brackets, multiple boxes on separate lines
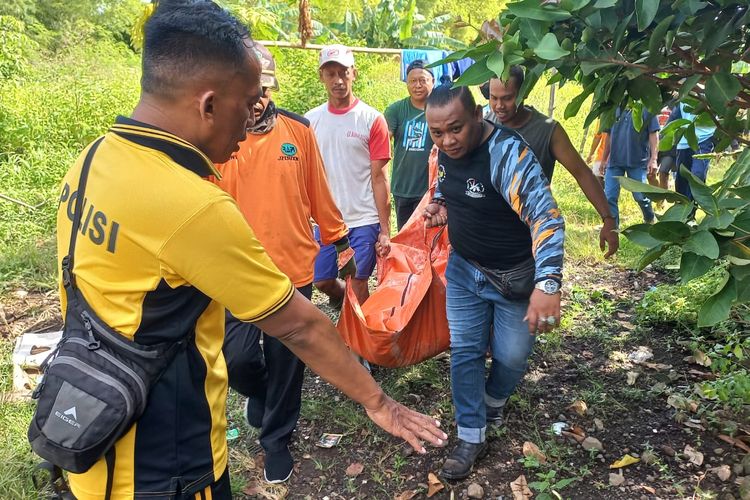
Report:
551,125,619,257
254,291,446,451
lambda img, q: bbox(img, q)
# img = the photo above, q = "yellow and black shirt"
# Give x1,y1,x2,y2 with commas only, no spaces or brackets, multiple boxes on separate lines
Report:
56,116,294,498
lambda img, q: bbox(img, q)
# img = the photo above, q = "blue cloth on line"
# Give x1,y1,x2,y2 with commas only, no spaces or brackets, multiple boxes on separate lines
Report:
400,49,474,84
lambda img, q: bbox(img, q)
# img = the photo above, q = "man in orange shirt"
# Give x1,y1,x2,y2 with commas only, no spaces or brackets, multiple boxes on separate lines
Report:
212,43,355,483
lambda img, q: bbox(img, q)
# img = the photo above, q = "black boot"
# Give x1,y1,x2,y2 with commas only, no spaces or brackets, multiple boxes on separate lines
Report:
440,439,488,480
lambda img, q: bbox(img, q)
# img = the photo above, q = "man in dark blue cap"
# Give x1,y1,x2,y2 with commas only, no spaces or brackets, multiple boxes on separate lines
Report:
384,59,435,229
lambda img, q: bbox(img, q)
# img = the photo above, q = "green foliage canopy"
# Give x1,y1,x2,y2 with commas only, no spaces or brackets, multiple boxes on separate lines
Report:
450,0,750,327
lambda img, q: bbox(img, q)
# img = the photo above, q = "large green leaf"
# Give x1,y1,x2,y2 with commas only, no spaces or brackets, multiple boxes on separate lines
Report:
683,230,720,258
519,18,548,48
622,223,662,247
730,264,750,281
679,166,718,214
617,176,691,203
647,15,674,64
627,77,662,114
635,0,658,31
659,203,693,222
698,275,737,327
680,251,714,282
486,50,504,80
677,74,702,101
637,243,670,272
507,0,573,22
649,221,691,242
453,58,496,86
516,63,543,104
564,82,595,119
684,123,699,152
560,0,591,11
699,210,736,231
631,101,644,132
534,33,570,60
593,0,617,7
705,73,741,112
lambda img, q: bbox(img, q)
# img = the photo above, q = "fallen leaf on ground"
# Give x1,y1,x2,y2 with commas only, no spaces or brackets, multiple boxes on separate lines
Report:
688,369,714,379
643,362,672,370
610,454,640,468
394,490,418,500
626,371,639,385
522,441,547,463
628,346,653,364
561,430,585,443
427,472,444,497
683,421,705,431
718,434,750,453
609,472,625,486
510,475,533,499
683,445,704,466
568,400,588,416
570,425,586,437
642,485,656,494
693,350,712,367
345,462,364,477
620,320,636,330
243,482,263,496
667,394,691,410
711,465,732,482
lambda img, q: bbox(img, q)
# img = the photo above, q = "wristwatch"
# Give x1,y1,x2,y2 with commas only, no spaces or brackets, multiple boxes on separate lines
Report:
535,279,561,295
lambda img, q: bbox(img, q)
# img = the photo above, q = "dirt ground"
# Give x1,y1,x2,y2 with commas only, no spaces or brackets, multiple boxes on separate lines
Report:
2,261,749,499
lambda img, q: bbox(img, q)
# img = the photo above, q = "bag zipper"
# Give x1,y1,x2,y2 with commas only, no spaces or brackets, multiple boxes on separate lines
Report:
80,310,160,359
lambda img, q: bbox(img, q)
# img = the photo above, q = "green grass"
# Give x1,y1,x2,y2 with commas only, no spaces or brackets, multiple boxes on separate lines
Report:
0,342,40,499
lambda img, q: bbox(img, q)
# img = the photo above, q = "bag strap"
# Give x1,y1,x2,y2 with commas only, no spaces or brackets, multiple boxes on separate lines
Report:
61,136,105,293
32,461,75,499
104,446,116,500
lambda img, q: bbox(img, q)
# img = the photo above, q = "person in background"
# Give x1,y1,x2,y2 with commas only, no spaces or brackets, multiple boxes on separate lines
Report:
667,102,716,200
54,6,446,497
481,68,618,257
384,59,435,230
585,123,608,188
655,106,677,207
423,85,565,480
211,43,355,484
306,45,392,306
600,107,659,227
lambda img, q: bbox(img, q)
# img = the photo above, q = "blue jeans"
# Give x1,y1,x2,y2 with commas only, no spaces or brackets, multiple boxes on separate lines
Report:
675,139,714,201
446,251,534,444
604,163,655,227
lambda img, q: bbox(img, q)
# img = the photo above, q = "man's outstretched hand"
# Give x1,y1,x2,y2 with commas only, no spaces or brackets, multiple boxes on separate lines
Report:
423,202,447,228
600,216,619,258
365,395,447,454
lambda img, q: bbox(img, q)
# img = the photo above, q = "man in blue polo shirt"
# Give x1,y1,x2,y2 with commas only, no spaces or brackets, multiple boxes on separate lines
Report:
601,108,659,227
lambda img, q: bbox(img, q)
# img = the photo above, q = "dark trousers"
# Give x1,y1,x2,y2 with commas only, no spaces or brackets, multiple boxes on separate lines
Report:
395,196,422,231
223,284,312,453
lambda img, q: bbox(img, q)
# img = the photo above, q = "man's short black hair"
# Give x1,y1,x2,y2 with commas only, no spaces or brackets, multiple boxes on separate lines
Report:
142,1,252,97
479,65,526,99
425,83,476,113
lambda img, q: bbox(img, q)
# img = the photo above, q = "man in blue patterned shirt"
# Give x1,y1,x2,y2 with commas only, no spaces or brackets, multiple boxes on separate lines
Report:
423,85,565,480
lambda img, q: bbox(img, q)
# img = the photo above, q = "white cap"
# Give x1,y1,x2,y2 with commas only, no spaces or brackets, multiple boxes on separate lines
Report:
318,44,355,69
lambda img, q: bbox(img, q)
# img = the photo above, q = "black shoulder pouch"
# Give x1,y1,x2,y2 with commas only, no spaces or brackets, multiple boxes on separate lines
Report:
470,257,536,301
